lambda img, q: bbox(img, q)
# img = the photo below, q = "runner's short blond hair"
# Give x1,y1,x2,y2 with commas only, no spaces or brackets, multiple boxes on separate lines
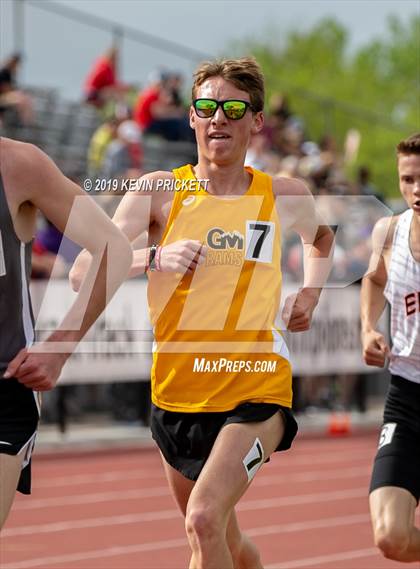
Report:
192,57,265,113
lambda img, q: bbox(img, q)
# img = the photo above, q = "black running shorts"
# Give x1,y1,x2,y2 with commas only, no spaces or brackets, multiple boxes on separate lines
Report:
370,375,420,503
0,378,40,494
151,401,298,481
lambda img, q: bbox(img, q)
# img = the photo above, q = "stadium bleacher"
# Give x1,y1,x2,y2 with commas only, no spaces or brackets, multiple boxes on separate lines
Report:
0,87,197,180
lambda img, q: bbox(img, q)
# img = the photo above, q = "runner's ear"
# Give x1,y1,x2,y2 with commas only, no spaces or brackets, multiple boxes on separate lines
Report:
251,111,264,135
189,106,196,130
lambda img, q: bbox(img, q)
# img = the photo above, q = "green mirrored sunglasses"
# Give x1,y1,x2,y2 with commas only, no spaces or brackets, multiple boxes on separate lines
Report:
193,98,254,120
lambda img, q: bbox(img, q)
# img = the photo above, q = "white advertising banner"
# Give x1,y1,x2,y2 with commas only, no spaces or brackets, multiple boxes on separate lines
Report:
30,280,386,383
282,285,388,375
30,279,152,384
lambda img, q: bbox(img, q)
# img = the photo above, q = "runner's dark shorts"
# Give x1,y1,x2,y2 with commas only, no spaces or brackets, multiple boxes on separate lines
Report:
370,375,420,504
151,402,298,481
0,378,39,494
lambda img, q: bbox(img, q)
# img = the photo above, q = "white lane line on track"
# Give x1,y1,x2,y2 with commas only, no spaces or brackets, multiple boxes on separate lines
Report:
294,436,376,447
255,466,369,487
31,464,368,492
16,467,370,510
0,538,188,569
14,486,171,509
290,444,376,456
33,468,165,488
265,547,379,568
0,514,371,569
31,449,372,489
271,449,373,466
34,453,160,471
4,487,368,536
237,487,366,512
247,513,369,537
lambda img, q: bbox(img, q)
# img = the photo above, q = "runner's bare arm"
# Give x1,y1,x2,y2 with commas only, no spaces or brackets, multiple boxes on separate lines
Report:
360,216,395,366
113,171,173,276
112,174,207,275
70,171,169,287
71,170,206,286
273,177,334,331
4,142,132,388
274,177,334,292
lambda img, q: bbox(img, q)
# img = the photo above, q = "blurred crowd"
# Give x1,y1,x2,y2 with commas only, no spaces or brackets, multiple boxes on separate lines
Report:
85,47,196,193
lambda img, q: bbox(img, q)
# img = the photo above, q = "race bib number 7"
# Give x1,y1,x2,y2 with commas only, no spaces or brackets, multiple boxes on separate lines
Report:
245,221,275,263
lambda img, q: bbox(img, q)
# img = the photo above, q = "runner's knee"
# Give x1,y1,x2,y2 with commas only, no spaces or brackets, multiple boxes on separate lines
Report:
374,523,411,560
186,503,224,545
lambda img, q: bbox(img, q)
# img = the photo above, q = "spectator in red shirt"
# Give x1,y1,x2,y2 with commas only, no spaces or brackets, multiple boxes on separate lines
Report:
84,46,126,109
133,72,162,130
133,71,192,141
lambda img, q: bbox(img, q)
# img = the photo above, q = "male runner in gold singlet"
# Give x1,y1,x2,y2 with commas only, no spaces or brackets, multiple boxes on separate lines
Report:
72,57,333,568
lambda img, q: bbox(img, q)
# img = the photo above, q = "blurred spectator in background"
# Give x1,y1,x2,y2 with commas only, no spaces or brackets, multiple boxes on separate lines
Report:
133,71,192,141
245,132,271,171
31,215,80,280
297,141,323,182
0,53,34,126
319,134,339,167
357,165,385,202
165,72,184,108
84,46,128,111
35,217,80,267
133,71,163,131
246,132,282,174
304,134,343,191
277,155,300,178
87,117,120,178
277,121,305,157
31,239,66,279
267,93,306,156
101,119,143,180
269,93,292,130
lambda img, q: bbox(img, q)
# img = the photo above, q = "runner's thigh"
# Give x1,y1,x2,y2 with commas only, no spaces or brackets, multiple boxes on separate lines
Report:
189,411,285,512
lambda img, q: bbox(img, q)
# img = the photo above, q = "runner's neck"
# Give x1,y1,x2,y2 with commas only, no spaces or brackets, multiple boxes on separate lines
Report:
193,162,252,196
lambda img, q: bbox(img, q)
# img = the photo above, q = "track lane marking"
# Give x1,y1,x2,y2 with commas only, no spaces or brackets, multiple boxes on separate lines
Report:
1,514,371,568
265,547,379,568
14,467,370,510
30,448,373,489
32,468,165,488
4,487,368,536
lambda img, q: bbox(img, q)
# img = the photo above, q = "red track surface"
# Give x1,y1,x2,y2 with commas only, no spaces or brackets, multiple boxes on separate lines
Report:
1,433,415,568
